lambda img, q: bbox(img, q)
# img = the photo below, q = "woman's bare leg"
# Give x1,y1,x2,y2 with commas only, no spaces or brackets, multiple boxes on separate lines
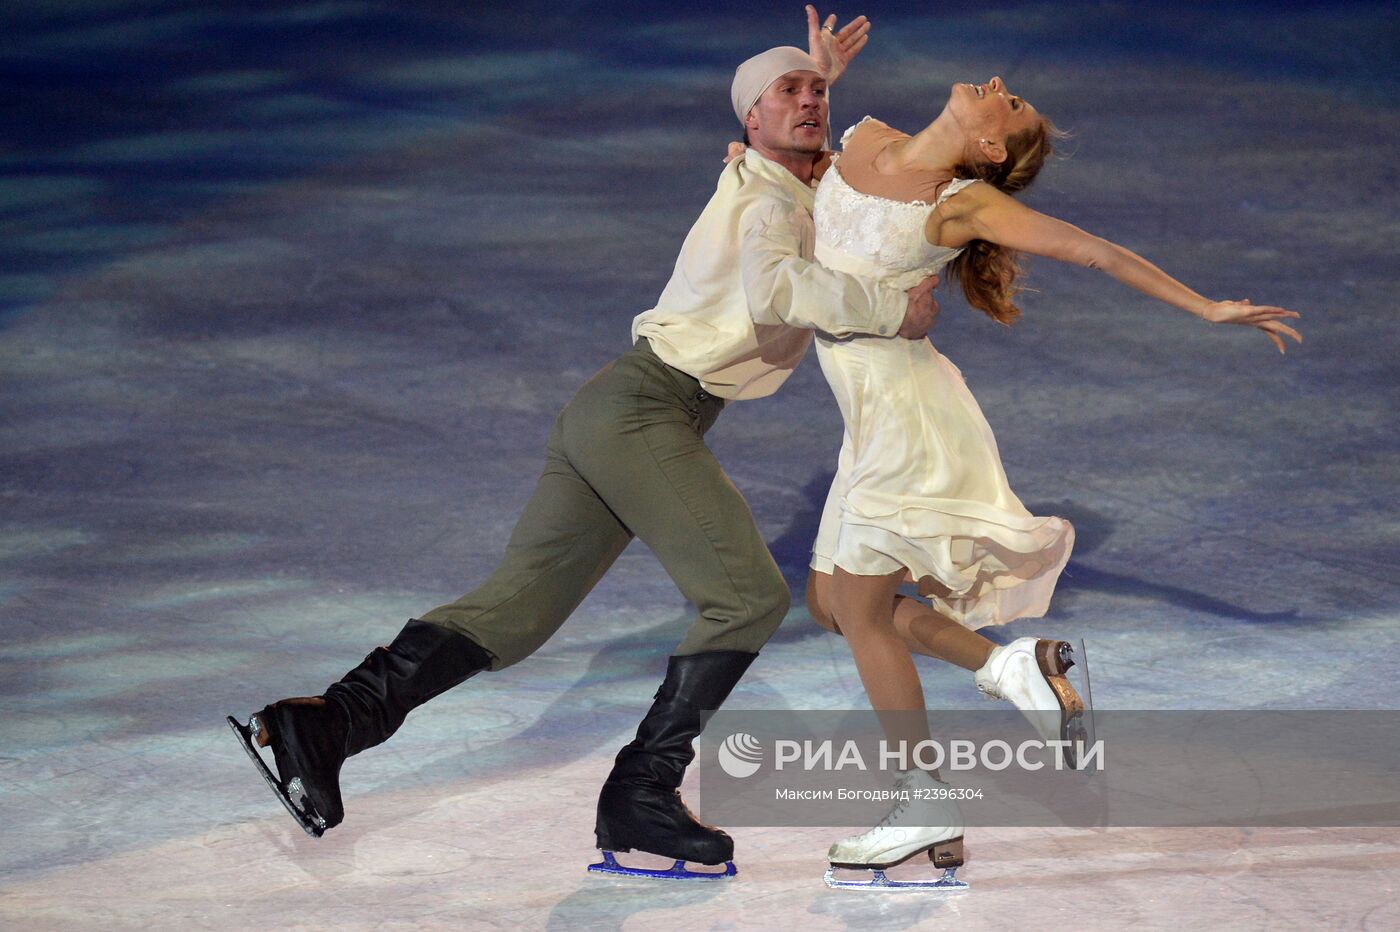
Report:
808,569,994,672
805,569,841,634
893,597,995,672
827,567,931,752
821,567,967,873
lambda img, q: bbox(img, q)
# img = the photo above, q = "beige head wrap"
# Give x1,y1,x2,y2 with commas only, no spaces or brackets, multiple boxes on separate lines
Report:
731,46,824,124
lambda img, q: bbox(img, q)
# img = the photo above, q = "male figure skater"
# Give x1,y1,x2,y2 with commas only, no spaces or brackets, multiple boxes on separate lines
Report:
229,9,940,876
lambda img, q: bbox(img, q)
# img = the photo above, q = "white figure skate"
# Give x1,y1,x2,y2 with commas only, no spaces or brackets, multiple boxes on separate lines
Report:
975,637,1090,768
824,769,968,891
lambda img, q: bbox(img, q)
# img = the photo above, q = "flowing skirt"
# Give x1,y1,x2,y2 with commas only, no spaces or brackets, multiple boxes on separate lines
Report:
810,331,1073,629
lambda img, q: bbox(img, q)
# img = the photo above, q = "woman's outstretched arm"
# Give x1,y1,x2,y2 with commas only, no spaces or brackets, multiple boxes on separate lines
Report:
942,183,1303,353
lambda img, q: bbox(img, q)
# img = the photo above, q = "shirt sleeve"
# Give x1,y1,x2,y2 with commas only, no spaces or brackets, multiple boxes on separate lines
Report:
738,197,907,337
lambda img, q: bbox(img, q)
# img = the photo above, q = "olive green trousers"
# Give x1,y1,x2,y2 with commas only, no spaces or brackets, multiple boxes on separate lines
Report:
420,339,790,669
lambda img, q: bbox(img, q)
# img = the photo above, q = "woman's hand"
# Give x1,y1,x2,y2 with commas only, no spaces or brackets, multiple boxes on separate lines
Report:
806,5,870,84
1201,299,1303,354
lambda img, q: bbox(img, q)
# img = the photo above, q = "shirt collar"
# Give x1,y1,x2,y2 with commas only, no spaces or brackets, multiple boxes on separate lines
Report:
743,149,818,210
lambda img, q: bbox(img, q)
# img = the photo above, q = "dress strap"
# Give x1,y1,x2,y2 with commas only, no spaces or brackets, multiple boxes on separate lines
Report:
839,115,877,147
936,177,979,206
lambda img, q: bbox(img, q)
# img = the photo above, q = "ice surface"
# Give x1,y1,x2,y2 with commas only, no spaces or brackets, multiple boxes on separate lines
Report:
2,1,1397,928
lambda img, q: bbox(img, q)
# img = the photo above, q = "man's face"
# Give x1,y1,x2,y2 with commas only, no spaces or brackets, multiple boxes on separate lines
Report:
745,70,828,159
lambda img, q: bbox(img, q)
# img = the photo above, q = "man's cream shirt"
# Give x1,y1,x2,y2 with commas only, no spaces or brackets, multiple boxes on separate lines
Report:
633,149,907,401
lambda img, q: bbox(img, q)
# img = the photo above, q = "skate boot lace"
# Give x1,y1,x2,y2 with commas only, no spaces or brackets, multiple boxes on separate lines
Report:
873,773,916,829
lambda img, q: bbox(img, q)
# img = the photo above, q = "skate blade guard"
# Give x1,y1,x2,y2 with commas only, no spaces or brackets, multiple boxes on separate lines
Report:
226,715,328,837
587,850,736,881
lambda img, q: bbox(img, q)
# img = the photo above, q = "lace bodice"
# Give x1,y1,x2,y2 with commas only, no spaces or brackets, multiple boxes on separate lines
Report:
814,122,976,290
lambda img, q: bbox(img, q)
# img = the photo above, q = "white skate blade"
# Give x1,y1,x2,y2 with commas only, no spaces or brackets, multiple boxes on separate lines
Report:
587,850,736,881
225,715,327,837
824,866,968,892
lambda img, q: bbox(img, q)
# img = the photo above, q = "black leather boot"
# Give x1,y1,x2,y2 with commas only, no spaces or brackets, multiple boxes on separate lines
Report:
236,619,492,835
595,650,757,864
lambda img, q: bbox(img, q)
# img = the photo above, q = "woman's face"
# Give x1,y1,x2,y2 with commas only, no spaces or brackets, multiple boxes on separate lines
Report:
948,76,1039,146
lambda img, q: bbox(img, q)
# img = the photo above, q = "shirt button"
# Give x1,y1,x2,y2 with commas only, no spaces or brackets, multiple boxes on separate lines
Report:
878,325,888,335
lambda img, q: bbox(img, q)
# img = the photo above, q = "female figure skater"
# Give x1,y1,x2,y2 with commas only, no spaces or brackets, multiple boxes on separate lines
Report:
801,77,1301,883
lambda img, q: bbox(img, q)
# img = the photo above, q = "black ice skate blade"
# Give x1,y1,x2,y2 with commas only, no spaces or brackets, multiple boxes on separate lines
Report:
225,715,327,838
587,850,736,881
823,866,968,892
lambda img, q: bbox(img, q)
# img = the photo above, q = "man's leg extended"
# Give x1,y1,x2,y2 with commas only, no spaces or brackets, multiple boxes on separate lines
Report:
419,437,634,669
231,399,635,835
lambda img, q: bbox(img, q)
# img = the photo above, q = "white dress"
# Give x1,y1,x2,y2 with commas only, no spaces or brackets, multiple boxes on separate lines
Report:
809,125,1074,629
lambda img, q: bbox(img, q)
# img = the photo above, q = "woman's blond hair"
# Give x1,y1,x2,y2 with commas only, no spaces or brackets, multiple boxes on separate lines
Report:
945,116,1063,325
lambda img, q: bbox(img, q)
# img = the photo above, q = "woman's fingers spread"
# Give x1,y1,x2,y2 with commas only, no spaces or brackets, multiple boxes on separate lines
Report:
1272,322,1303,343
1259,320,1303,345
